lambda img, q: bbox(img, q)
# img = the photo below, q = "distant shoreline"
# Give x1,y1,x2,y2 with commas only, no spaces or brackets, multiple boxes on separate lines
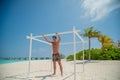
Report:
0,57,51,64
0,57,51,60
0,59,120,64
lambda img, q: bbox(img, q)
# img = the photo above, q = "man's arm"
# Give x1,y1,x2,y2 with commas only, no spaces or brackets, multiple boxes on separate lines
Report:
56,32,60,42
42,35,52,43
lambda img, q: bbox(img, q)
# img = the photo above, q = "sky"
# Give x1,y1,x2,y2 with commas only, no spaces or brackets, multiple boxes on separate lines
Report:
0,0,120,58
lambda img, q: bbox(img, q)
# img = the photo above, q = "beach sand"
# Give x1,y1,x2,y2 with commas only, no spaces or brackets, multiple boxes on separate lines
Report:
0,60,120,80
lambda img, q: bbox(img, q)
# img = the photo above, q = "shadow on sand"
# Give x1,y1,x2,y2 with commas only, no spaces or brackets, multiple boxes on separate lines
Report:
4,74,27,80
62,73,74,80
76,60,99,64
35,74,52,80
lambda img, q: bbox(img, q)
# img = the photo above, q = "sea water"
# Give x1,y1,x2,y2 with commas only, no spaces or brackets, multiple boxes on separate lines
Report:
0,59,51,64
0,60,26,64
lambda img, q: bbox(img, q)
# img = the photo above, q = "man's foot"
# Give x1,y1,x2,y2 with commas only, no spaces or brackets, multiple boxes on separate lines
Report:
52,73,56,75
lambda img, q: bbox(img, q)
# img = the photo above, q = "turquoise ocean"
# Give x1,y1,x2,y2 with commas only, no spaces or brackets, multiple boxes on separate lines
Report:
0,58,51,64
0,60,26,64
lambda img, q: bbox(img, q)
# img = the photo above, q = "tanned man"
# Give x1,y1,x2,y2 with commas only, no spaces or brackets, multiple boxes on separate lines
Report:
42,32,63,76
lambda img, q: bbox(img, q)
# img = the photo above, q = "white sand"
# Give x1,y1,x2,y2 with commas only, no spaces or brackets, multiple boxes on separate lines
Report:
0,60,120,80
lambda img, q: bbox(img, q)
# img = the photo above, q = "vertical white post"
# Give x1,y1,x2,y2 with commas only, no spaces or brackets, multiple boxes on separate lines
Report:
74,32,85,72
28,33,32,77
51,49,53,73
73,27,76,80
82,42,84,72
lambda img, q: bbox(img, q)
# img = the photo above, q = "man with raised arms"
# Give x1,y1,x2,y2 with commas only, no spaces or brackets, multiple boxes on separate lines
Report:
42,32,63,76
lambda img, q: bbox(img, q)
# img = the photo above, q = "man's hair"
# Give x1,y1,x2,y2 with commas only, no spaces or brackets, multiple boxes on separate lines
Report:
52,36,57,39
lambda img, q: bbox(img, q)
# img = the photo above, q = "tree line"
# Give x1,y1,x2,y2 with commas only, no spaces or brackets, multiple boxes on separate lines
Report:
67,27,120,60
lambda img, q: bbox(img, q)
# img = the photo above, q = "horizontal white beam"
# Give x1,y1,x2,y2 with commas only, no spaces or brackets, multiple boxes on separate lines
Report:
60,41,88,45
30,38,87,46
61,41,81,45
32,38,88,45
32,38,51,45
27,30,80,39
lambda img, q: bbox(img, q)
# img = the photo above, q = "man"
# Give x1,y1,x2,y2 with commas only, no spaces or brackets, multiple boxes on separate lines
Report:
42,32,63,76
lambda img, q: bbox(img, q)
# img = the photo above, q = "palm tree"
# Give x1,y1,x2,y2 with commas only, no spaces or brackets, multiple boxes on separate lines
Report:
83,27,101,61
98,35,113,50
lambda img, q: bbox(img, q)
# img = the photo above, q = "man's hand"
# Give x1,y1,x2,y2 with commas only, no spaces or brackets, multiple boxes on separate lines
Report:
56,32,58,35
56,32,60,42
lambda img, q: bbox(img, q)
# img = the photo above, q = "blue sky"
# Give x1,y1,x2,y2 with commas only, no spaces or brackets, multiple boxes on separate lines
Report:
0,0,120,58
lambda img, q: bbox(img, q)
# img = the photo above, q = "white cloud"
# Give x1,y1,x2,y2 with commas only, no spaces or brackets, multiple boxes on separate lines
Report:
81,0,120,21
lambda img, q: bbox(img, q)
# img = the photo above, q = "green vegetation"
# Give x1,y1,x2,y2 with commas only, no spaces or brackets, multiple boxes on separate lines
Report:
67,48,120,60
68,27,120,61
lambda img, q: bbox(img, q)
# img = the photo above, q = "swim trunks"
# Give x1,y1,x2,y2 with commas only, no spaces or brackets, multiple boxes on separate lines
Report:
52,54,61,61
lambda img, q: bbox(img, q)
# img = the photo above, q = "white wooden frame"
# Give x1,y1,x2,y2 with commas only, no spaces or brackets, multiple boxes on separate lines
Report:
26,27,85,80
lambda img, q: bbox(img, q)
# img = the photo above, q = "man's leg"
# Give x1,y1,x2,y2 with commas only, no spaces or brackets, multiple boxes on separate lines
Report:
58,61,63,76
53,61,56,75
